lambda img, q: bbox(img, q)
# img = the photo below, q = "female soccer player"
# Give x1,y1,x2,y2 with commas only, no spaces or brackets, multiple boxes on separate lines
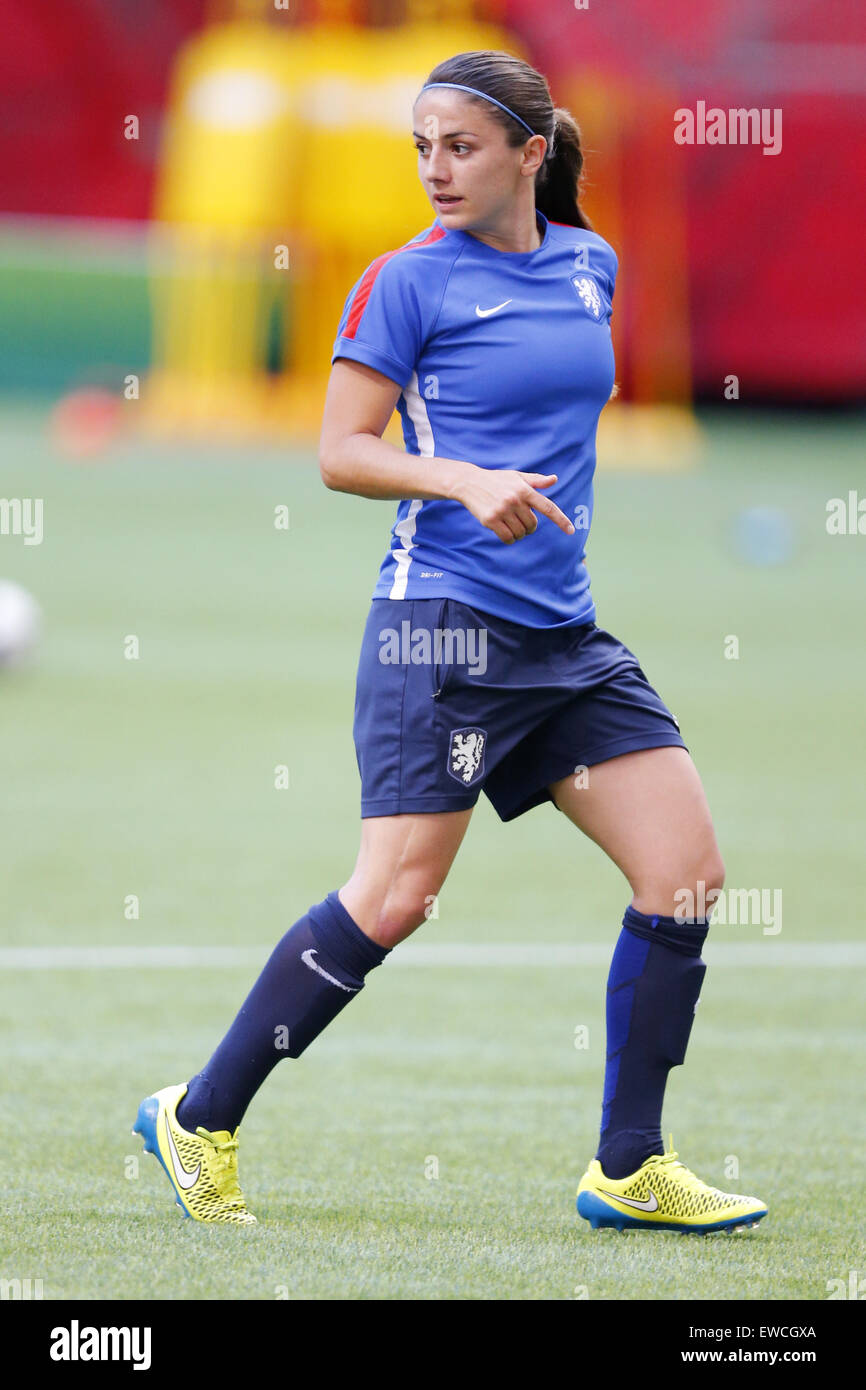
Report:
135,50,767,1235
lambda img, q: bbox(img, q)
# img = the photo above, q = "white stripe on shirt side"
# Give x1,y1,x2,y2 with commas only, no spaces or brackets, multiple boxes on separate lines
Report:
388,371,435,600
389,498,423,598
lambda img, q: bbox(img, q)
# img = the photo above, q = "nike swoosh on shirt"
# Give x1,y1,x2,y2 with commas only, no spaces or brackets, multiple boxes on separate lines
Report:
475,300,512,317
301,948,359,993
165,1111,201,1190
598,1187,659,1212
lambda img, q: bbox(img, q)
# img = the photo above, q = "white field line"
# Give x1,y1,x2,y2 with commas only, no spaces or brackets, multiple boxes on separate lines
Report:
0,943,864,970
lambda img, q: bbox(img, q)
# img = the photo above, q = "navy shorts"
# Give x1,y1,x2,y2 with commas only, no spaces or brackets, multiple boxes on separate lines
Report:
353,597,688,822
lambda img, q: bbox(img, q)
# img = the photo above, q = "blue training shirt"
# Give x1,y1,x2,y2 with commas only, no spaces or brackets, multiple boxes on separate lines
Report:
330,208,617,629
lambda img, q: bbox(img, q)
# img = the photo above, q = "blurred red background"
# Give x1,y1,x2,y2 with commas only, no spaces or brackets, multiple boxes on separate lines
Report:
1,0,863,402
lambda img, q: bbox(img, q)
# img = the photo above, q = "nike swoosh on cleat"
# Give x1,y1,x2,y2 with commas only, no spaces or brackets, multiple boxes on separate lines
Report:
164,1111,201,1190
475,300,512,317
598,1187,659,1212
301,948,359,992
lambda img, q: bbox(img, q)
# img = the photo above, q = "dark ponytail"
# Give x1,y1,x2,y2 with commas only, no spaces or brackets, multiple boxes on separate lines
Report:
535,107,592,230
422,51,592,231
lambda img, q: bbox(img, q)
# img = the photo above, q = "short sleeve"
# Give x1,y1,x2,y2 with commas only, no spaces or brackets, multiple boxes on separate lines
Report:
599,242,618,301
331,255,425,389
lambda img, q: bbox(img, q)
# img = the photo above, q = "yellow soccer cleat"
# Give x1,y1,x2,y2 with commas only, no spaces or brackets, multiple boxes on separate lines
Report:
133,1083,257,1225
576,1137,767,1235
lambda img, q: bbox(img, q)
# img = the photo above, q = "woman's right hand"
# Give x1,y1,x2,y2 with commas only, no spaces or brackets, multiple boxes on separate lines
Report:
451,466,575,545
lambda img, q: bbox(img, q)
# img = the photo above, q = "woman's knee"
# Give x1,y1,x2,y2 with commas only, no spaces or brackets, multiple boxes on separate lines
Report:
634,848,725,917
339,873,441,949
373,900,432,947
681,850,725,919
705,851,726,897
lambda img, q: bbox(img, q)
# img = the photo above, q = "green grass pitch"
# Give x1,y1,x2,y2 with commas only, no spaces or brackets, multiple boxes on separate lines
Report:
0,404,864,1299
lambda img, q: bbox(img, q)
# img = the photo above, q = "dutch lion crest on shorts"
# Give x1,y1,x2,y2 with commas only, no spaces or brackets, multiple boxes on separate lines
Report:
448,726,487,786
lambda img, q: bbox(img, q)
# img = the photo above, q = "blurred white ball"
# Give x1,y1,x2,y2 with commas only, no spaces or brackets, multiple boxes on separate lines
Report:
0,580,41,667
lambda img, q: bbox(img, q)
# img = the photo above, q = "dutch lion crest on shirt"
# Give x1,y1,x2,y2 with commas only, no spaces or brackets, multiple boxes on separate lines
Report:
571,275,602,319
448,727,487,786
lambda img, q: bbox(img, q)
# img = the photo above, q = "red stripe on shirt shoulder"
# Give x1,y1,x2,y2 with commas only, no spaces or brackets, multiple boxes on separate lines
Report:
343,225,447,340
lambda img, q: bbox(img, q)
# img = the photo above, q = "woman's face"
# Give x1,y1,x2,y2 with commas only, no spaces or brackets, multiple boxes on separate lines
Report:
412,91,545,229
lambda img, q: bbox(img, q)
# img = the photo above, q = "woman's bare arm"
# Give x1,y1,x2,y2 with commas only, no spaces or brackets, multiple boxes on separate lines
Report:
319,359,574,544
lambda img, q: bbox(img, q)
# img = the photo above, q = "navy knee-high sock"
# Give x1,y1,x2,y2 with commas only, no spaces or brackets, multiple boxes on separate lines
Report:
595,904,709,1180
176,891,389,1135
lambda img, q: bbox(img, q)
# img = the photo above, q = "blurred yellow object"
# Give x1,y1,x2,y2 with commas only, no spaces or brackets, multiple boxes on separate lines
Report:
597,403,705,471
278,14,529,411
156,21,304,233
148,21,311,429
145,13,525,437
144,10,697,469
